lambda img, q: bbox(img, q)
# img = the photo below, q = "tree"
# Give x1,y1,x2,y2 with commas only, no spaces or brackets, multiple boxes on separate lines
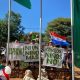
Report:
42,33,50,43
0,11,24,47
25,32,46,43
45,18,71,42
0,20,7,47
26,32,39,42
5,11,24,41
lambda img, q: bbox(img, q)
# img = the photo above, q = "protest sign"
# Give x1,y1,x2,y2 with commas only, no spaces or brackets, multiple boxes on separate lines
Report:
8,43,24,61
8,43,39,62
43,46,63,68
24,44,39,62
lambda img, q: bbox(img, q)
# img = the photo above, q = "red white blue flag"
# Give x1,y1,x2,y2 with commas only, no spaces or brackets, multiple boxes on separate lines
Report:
50,32,69,46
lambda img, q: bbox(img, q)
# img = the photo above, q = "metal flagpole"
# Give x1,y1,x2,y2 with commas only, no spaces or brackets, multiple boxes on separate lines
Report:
39,0,42,79
70,0,74,80
7,0,11,65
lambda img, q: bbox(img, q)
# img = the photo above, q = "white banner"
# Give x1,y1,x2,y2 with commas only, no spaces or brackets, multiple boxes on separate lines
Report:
43,46,63,68
8,42,24,61
24,44,39,62
8,43,39,62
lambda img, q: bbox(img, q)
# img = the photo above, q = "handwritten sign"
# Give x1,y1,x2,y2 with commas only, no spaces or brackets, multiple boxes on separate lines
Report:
24,44,39,62
43,46,63,68
8,43,39,62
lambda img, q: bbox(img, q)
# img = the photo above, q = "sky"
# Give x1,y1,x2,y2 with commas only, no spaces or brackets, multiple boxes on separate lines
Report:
0,0,70,33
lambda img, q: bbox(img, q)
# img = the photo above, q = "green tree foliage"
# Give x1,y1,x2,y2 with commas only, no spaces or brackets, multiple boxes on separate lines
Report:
0,20,7,47
26,32,39,42
45,18,71,42
5,11,24,41
25,32,46,43
0,11,24,47
42,33,50,43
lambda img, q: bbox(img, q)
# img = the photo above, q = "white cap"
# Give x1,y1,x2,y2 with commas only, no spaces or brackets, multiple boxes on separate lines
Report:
5,66,11,74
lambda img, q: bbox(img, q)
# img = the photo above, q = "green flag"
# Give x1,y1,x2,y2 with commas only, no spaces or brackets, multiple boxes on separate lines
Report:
73,0,80,67
14,0,31,9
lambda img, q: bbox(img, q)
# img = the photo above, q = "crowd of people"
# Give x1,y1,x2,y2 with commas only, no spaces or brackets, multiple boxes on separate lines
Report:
23,69,49,80
0,59,50,80
0,40,72,80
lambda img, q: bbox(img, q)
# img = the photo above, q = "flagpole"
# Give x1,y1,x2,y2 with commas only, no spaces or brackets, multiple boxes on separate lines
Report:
39,0,42,79
70,0,74,80
7,0,11,65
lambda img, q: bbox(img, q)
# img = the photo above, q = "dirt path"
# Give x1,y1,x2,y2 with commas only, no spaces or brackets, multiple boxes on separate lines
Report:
10,78,22,80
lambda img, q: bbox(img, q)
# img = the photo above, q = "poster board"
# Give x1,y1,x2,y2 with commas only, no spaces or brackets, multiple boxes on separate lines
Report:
24,44,39,62
8,43,24,61
8,43,39,62
43,46,63,68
